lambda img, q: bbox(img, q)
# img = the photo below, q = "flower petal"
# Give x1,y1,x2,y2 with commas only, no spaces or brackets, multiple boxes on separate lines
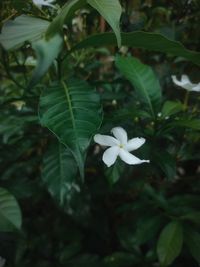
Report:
33,0,55,8
181,74,191,84
172,75,194,91
192,83,200,92
126,137,146,151
119,149,149,165
94,134,119,147
111,127,127,144
102,146,120,167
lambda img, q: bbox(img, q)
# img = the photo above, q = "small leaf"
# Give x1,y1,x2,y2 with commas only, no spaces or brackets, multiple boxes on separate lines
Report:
70,32,200,66
0,187,22,231
29,34,63,87
181,211,200,225
104,252,137,267
87,0,122,47
157,221,183,266
184,227,200,264
42,141,79,206
105,160,124,185
39,80,102,178
161,101,183,117
116,56,162,117
59,242,82,263
0,15,49,50
134,215,163,245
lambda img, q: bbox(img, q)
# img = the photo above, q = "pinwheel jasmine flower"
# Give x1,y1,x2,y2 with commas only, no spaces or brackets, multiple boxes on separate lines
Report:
32,0,56,8
172,74,200,92
94,127,150,167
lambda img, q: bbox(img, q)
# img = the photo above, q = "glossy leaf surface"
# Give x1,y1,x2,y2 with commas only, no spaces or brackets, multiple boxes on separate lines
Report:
42,142,79,206
39,80,102,177
29,34,63,87
70,32,200,66
157,221,183,266
0,15,49,50
87,0,122,47
116,56,162,117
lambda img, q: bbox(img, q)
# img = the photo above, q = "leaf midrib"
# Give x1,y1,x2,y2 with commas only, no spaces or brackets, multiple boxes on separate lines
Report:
62,80,76,133
61,81,84,178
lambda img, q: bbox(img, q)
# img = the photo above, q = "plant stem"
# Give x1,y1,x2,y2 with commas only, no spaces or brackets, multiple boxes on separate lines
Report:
183,90,190,110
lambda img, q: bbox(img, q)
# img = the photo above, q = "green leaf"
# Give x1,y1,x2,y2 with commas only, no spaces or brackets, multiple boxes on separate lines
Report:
153,150,176,180
39,80,102,178
46,0,86,38
87,0,122,47
29,34,63,88
184,227,200,264
59,242,82,263
105,160,124,185
115,56,162,117
42,141,78,206
70,32,200,66
161,101,183,118
104,252,137,267
134,215,163,245
0,187,22,231
170,118,200,130
181,211,200,225
0,15,49,50
157,221,183,266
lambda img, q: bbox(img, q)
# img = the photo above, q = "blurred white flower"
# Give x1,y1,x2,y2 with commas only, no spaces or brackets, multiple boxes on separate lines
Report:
0,257,5,267
94,127,149,167
72,16,84,32
32,0,56,8
171,74,200,92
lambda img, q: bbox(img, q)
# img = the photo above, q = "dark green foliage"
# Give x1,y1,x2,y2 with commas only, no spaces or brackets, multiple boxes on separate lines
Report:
0,0,200,266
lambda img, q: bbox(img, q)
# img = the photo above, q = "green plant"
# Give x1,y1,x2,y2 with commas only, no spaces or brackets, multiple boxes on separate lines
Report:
0,0,199,266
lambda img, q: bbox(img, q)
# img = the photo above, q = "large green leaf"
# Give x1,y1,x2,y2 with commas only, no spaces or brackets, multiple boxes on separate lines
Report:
87,0,122,47
69,32,200,66
157,221,183,266
116,56,162,117
46,0,86,38
29,34,63,87
39,80,102,178
0,15,49,50
0,187,22,231
42,142,78,206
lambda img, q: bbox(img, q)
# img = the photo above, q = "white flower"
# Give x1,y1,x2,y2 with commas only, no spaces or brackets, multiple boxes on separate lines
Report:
32,0,56,8
0,257,5,267
94,127,150,167
171,74,200,92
